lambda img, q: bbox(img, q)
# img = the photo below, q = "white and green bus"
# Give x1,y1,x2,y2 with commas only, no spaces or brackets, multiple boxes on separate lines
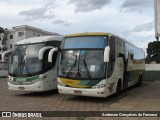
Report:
57,32,145,97
4,36,63,92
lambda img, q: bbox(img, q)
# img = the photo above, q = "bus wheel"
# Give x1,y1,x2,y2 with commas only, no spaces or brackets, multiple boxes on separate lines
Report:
116,80,121,96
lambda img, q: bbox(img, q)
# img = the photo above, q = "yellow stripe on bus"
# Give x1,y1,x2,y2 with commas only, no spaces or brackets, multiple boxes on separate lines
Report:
59,78,90,88
65,32,110,38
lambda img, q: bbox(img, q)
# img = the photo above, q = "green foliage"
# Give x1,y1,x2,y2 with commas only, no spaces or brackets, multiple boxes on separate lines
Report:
146,41,160,63
0,27,8,52
2,32,8,45
0,27,4,33
0,27,4,41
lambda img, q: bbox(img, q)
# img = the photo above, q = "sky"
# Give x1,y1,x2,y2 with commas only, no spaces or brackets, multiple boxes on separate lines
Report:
0,0,155,52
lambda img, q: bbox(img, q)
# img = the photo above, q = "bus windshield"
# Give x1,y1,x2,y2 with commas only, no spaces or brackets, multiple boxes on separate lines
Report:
59,36,107,80
63,36,107,49
9,43,45,77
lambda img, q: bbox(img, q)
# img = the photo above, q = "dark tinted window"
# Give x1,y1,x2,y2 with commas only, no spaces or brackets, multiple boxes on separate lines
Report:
46,41,61,48
43,49,58,72
107,36,116,78
10,35,13,39
63,36,107,49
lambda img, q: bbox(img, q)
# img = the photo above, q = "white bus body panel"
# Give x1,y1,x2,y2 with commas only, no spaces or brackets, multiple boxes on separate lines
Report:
8,80,45,91
58,58,124,97
58,85,107,98
16,36,62,45
8,36,63,92
8,68,57,92
58,79,111,98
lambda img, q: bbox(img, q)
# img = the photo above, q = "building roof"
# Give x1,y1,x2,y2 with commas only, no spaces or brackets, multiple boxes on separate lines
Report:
8,25,58,35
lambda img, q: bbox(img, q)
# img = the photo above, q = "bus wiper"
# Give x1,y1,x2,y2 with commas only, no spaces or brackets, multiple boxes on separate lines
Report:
13,46,30,75
21,57,31,75
83,54,92,80
66,56,77,77
13,59,29,76
13,56,24,75
13,65,21,75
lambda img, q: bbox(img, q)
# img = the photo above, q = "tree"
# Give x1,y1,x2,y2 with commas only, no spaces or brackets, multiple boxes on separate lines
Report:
0,27,8,52
146,41,160,63
0,27,4,33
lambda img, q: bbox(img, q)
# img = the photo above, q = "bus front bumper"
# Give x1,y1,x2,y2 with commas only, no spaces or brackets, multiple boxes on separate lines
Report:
8,81,45,92
58,85,109,98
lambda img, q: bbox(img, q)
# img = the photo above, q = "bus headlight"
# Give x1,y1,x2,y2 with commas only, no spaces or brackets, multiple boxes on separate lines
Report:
57,79,66,87
92,84,106,89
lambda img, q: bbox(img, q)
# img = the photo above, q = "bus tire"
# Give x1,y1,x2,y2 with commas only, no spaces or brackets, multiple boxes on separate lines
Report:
115,80,121,96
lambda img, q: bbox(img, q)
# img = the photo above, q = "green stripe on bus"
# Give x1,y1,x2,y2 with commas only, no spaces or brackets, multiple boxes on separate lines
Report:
13,76,39,82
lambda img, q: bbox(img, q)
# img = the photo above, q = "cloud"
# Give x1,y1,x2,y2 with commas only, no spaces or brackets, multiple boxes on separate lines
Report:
52,19,71,26
68,0,111,12
19,0,71,26
121,0,153,12
19,7,55,21
0,0,11,3
132,22,154,32
53,19,65,24
45,0,56,9
64,22,71,26
19,0,56,21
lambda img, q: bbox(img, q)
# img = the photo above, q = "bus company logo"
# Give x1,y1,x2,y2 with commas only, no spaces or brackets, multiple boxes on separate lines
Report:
16,78,26,82
66,81,75,84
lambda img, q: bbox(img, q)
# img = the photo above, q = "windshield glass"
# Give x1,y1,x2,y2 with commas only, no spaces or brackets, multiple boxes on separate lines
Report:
59,36,107,79
59,50,106,79
9,43,45,77
63,36,107,49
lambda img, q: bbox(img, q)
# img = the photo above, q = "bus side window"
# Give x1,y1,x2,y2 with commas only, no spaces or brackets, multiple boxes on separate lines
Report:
128,53,134,60
119,53,125,62
130,53,134,60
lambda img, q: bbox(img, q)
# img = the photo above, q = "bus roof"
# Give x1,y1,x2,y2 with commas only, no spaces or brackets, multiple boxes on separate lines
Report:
64,32,144,52
16,36,63,45
65,32,111,38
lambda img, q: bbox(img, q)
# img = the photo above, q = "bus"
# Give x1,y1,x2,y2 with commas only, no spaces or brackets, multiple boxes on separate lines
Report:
4,36,63,92
57,32,145,97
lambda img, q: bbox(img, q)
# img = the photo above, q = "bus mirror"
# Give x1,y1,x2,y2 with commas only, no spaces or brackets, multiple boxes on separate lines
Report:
48,47,58,62
2,49,12,62
39,46,53,60
104,46,110,63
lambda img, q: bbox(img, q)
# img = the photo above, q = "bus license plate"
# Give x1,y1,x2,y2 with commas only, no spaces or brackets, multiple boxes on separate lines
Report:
18,87,25,91
74,90,82,94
